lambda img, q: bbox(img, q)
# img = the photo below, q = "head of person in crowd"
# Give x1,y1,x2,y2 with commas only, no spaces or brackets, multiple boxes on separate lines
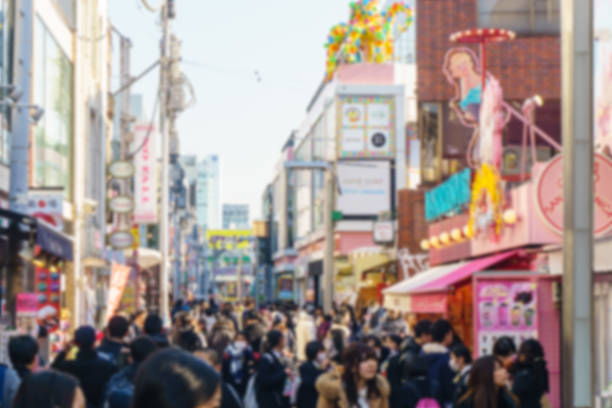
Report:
461,355,510,407
13,370,86,408
413,319,433,345
194,348,222,373
341,343,381,406
130,336,157,366
231,331,250,351
493,336,517,369
431,319,454,348
132,348,221,408
263,329,285,354
176,329,204,353
74,325,96,351
131,310,147,330
328,328,346,363
364,335,383,359
514,338,549,392
385,334,402,354
144,314,169,348
450,344,472,373
404,313,418,331
305,340,326,365
9,334,39,380
107,315,130,342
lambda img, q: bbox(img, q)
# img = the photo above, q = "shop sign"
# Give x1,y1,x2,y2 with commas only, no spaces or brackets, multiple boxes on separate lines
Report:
536,153,612,236
109,160,135,179
337,96,395,159
109,196,134,214
337,160,391,216
475,280,538,357
133,123,158,224
373,221,394,244
25,192,63,231
109,230,134,249
107,263,131,321
16,293,38,336
425,168,471,221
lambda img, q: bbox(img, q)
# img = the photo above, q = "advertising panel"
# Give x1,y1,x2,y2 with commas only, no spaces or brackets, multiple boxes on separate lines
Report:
337,96,395,158
106,263,131,321
337,160,391,216
132,123,158,224
25,191,63,231
475,279,538,357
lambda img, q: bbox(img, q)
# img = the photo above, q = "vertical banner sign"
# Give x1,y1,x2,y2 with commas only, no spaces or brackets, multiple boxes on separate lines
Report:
132,123,158,224
106,262,131,321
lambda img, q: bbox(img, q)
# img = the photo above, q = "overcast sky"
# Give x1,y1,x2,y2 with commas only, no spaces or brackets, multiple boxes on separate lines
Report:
110,0,351,222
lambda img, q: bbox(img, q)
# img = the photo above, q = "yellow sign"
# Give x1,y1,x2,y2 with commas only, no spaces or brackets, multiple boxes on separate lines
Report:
206,230,253,250
468,164,504,236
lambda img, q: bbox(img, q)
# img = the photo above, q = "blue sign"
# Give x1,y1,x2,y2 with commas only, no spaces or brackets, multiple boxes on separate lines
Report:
36,223,73,261
425,168,471,221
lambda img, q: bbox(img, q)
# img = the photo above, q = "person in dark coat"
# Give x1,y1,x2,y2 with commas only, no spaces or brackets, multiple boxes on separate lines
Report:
421,319,455,406
456,356,519,408
104,336,157,408
222,332,256,398
143,314,170,348
195,348,243,408
255,330,291,408
297,341,328,408
511,339,550,408
52,326,117,408
97,316,130,369
8,335,38,380
394,353,430,408
450,344,472,405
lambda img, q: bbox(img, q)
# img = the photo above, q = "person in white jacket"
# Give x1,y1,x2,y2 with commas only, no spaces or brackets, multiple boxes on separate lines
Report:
295,310,316,362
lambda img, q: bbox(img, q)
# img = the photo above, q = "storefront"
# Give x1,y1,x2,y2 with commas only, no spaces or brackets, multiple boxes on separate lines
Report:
350,247,396,312
274,264,295,302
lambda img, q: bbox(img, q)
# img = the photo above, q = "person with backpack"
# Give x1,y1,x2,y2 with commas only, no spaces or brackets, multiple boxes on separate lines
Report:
0,362,21,408
394,353,432,408
104,336,157,408
420,319,455,408
255,330,292,408
296,341,328,408
449,344,472,405
316,342,390,408
97,316,130,369
455,356,519,408
222,332,256,398
511,339,550,408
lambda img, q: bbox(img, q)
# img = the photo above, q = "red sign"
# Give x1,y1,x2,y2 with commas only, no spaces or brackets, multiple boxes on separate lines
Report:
106,263,131,321
16,293,38,316
536,153,612,236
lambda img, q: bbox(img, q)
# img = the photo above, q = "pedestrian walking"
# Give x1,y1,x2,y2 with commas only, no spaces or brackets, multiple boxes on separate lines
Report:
0,362,21,408
392,353,430,408
449,344,472,404
493,336,517,370
255,330,292,408
13,370,86,408
104,336,157,408
295,309,316,362
421,319,455,407
316,342,390,408
455,356,519,408
143,314,170,348
97,316,130,369
511,339,550,408
132,348,221,408
8,335,39,380
52,326,117,408
195,348,243,408
296,341,328,408
222,332,256,398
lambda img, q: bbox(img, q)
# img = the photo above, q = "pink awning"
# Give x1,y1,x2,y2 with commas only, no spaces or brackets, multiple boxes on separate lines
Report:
414,250,520,293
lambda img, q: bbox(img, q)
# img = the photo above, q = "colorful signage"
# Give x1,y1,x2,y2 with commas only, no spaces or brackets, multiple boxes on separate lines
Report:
107,263,131,321
206,230,253,250
469,164,504,238
109,160,135,179
16,293,38,335
35,266,61,333
425,168,472,221
109,230,134,249
109,196,134,214
475,280,538,357
536,153,612,236
337,160,391,216
25,192,63,231
132,123,158,224
337,96,395,158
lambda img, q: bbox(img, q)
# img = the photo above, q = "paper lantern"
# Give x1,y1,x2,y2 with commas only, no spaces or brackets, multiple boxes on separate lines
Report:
430,236,440,248
420,239,430,251
440,232,451,245
451,228,463,242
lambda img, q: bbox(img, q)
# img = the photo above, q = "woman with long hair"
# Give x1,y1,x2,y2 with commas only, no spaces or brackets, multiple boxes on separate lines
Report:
132,348,221,408
456,356,519,408
13,370,86,408
511,339,550,408
316,343,390,408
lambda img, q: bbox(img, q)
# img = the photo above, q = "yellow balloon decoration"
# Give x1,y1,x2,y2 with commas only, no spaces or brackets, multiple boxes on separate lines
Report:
468,164,504,236
324,0,414,80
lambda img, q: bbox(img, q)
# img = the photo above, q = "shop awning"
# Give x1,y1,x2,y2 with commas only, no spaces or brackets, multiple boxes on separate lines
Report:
383,260,469,295
124,247,162,269
335,259,353,276
413,250,519,294
353,253,392,276
36,221,73,261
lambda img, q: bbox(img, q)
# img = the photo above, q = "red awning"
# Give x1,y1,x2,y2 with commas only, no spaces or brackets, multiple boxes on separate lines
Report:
414,250,519,294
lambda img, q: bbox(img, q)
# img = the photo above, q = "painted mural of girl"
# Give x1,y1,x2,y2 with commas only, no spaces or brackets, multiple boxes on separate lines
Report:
444,47,483,125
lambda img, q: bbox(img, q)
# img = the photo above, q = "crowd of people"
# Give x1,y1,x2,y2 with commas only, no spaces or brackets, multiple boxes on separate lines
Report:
0,298,551,408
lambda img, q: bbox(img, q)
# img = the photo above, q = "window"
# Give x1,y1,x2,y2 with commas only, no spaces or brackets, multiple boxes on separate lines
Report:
478,0,560,35
33,18,74,198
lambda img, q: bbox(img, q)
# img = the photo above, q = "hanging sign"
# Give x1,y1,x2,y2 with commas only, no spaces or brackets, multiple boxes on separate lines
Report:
373,221,394,244
109,196,134,214
106,263,131,321
536,153,612,236
109,161,135,179
109,230,134,249
132,123,158,224
25,192,64,231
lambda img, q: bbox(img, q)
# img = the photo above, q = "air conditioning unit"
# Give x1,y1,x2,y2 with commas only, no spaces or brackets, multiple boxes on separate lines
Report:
501,145,553,180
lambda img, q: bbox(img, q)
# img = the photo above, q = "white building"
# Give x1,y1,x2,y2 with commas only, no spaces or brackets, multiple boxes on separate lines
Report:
196,155,220,230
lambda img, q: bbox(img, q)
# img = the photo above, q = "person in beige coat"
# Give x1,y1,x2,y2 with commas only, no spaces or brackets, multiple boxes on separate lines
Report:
315,343,390,408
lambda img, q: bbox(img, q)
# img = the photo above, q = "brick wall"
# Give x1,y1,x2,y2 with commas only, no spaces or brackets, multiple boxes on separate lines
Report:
416,0,561,102
398,189,427,254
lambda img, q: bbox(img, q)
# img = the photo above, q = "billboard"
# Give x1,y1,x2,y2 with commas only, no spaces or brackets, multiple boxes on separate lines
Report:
337,96,395,158
336,160,391,216
132,123,158,224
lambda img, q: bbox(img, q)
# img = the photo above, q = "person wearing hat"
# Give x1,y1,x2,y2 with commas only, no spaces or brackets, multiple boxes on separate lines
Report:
52,325,118,408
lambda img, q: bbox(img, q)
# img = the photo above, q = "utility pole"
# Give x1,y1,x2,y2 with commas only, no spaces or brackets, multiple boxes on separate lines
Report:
159,1,171,325
323,167,335,313
561,0,594,407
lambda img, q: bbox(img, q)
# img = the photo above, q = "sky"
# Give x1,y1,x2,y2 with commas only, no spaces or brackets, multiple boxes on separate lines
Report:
109,0,351,222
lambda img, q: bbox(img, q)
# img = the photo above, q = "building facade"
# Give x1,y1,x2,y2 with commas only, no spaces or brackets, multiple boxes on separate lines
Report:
196,154,220,230
222,204,249,229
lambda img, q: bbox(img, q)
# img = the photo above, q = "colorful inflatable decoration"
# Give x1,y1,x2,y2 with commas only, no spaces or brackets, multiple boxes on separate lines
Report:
324,0,413,80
